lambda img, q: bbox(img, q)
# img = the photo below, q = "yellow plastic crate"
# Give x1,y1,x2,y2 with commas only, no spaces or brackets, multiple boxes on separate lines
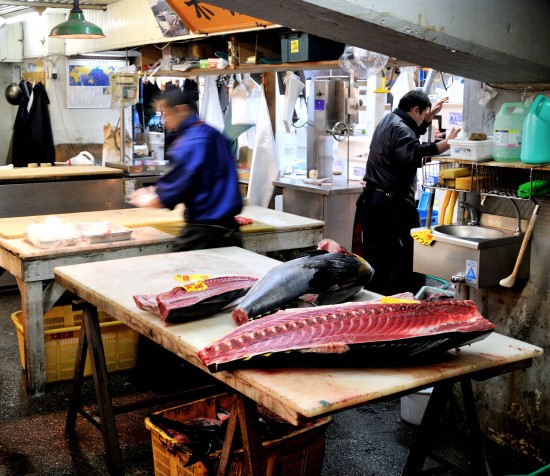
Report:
145,393,331,476
11,305,139,383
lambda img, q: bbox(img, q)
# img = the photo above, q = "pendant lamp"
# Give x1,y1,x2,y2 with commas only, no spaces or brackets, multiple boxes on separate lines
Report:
49,0,105,39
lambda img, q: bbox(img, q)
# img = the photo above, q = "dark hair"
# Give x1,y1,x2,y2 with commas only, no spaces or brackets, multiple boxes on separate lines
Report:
398,90,432,112
161,86,199,112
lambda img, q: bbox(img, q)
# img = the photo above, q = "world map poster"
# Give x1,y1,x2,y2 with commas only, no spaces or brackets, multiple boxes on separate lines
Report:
66,59,126,108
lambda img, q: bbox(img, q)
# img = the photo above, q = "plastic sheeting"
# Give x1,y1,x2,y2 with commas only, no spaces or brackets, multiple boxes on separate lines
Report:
247,88,280,208
339,46,388,80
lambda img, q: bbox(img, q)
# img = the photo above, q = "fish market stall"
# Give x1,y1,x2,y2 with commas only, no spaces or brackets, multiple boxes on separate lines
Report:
53,247,543,475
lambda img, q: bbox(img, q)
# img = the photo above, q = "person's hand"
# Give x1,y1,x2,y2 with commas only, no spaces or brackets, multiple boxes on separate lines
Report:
447,126,461,141
128,186,162,208
426,96,449,122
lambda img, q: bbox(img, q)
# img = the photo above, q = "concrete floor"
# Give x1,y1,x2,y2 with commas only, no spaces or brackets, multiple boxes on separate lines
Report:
0,289,544,476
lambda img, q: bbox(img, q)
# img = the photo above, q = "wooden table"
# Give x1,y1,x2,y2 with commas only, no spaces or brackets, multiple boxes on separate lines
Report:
0,205,325,253
53,248,543,475
0,227,174,395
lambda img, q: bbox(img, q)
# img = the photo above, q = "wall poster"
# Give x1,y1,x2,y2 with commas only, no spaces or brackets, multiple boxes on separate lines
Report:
66,59,126,109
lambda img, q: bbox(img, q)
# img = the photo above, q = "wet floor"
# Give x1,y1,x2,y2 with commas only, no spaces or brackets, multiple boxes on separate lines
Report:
0,289,543,476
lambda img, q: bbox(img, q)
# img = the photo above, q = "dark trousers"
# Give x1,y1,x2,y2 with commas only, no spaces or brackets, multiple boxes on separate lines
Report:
172,223,242,252
353,189,423,296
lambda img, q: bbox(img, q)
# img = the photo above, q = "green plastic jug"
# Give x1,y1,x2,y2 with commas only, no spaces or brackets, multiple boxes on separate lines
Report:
493,102,527,162
521,95,550,165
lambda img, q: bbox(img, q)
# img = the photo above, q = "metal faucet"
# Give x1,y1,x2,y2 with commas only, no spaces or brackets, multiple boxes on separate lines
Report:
506,198,522,234
459,202,479,225
479,194,522,234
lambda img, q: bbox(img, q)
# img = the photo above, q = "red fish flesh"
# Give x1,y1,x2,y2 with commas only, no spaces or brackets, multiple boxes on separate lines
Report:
231,248,374,326
198,300,495,372
133,276,258,324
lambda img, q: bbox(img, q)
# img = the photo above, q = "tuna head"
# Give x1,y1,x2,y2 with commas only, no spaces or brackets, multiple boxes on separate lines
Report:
231,251,375,326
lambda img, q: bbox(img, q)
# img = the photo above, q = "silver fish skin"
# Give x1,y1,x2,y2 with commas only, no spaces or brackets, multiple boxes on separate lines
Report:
231,251,374,326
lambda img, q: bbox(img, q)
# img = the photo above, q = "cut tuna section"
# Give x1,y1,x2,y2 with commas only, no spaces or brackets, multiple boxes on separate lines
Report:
198,300,495,372
133,276,257,324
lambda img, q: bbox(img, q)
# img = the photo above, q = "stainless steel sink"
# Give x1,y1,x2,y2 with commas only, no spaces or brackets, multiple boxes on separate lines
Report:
432,225,506,240
413,221,529,288
430,224,524,248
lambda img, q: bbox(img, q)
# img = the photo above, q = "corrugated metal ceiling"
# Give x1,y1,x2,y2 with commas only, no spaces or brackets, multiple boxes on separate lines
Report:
0,1,120,19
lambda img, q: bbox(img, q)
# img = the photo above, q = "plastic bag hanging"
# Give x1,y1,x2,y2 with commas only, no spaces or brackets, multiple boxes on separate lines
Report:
282,72,305,133
230,74,261,125
199,75,224,132
247,88,280,208
339,46,389,80
390,66,417,110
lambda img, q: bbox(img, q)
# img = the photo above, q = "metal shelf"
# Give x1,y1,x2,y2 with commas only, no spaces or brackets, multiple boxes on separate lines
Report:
155,57,413,77
156,60,343,77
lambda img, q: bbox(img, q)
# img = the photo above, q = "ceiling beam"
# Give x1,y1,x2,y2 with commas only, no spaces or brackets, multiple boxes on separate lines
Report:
202,0,550,84
0,1,107,10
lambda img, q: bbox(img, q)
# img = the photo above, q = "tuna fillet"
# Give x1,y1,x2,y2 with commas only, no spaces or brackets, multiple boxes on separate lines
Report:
133,276,257,324
198,300,495,372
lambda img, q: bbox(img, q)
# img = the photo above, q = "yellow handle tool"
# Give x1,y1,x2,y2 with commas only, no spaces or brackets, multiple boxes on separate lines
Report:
438,190,451,225
444,191,458,224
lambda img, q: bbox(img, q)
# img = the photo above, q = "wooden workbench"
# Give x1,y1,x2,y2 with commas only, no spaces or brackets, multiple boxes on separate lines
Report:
53,248,543,475
0,165,122,182
0,205,324,253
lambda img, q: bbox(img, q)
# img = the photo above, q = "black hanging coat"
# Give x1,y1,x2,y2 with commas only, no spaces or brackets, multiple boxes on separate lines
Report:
11,81,55,166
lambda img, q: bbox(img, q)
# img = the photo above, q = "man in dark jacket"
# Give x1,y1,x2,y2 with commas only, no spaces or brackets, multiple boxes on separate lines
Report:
353,90,460,296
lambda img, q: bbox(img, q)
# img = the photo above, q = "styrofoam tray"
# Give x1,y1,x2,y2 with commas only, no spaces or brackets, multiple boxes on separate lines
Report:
77,222,133,244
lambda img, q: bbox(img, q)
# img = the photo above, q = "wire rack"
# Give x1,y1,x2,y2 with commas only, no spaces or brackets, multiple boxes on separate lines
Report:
476,164,550,199
422,158,550,199
421,160,476,192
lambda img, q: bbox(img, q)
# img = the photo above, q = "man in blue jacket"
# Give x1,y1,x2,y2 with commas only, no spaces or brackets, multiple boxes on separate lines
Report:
353,90,460,296
130,88,243,251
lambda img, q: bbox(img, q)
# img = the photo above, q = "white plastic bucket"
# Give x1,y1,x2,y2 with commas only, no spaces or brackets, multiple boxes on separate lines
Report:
400,387,433,425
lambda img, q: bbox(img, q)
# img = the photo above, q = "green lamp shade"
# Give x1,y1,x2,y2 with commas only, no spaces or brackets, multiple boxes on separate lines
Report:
49,12,105,39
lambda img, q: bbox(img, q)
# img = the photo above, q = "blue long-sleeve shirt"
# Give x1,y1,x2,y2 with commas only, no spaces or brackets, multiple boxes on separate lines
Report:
156,113,243,226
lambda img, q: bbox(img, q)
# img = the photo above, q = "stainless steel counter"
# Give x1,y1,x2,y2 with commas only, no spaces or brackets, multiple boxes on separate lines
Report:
273,176,363,249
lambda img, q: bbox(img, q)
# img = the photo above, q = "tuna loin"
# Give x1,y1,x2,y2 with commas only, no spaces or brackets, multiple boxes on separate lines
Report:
133,276,258,324
231,250,374,326
198,300,495,372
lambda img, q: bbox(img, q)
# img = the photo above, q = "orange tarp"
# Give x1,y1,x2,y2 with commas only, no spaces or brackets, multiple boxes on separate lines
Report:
165,0,273,34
